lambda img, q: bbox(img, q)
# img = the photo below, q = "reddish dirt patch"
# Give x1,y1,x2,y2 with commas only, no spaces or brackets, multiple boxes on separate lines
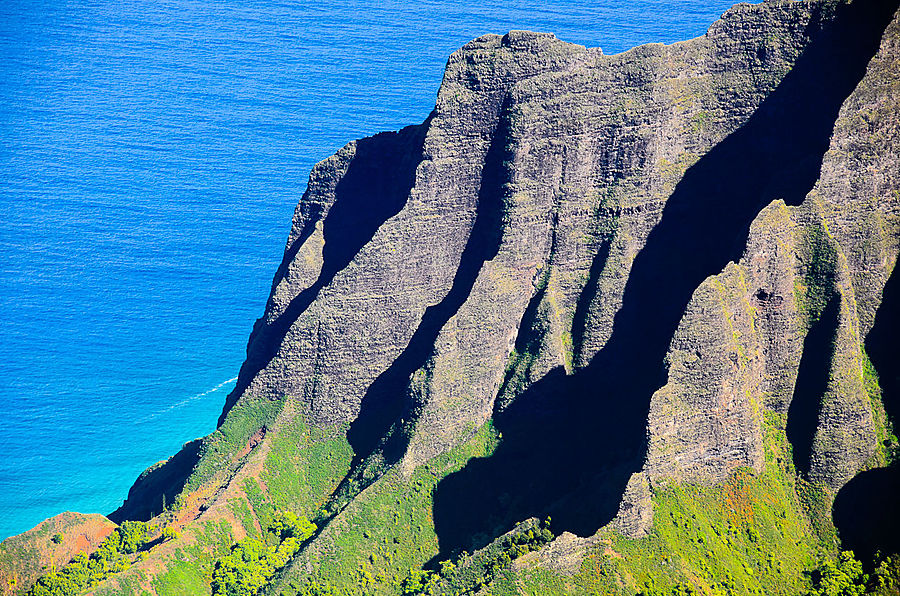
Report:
233,426,268,461
723,469,756,527
0,512,117,595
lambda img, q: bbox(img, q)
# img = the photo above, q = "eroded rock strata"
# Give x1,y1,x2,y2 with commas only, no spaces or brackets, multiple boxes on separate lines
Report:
6,0,900,594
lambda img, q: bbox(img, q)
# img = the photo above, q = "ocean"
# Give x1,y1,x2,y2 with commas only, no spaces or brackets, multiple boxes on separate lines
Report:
0,0,745,540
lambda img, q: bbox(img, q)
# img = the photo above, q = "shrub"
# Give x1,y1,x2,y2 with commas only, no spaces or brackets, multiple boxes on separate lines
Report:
28,521,151,596
808,551,868,596
161,526,180,541
212,511,317,596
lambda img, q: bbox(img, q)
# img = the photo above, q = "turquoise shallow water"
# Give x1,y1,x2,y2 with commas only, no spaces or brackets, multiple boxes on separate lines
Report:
0,0,744,540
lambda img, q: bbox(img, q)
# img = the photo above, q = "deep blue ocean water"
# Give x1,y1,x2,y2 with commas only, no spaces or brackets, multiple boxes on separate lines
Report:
0,0,746,540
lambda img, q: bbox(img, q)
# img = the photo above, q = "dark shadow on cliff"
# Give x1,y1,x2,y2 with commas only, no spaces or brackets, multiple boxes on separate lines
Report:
786,292,840,477
109,439,202,523
864,257,900,438
432,0,898,555
833,257,900,558
341,99,513,474
833,466,900,558
217,118,431,425
571,239,612,367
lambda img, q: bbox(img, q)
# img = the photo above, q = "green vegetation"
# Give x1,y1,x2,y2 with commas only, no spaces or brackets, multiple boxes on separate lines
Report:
592,469,818,595
211,511,316,596
260,418,354,519
28,357,894,596
807,551,868,596
262,391,899,596
397,518,555,595
27,521,151,596
160,526,180,542
595,416,819,595
276,422,501,596
480,404,899,596
283,518,552,596
861,349,899,464
150,559,210,596
796,477,839,547
868,554,900,595
482,411,823,595
51,533,63,545
145,519,235,596
805,551,900,596
795,222,838,328
47,343,894,596
186,396,288,496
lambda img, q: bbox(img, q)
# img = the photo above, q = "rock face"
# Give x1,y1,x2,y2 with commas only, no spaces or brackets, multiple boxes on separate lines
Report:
26,0,899,593
648,0,900,492
197,0,899,545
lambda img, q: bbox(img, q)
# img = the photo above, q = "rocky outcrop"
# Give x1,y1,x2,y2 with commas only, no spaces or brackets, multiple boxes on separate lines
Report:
111,0,899,542
228,2,817,436
648,0,900,491
75,0,900,591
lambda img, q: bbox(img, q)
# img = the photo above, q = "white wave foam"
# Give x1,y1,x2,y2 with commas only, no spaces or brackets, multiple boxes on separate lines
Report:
138,376,238,424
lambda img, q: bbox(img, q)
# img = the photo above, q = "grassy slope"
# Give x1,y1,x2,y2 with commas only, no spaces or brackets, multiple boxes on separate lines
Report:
272,422,501,595
88,409,354,596
489,413,827,596
242,400,846,596
52,376,889,596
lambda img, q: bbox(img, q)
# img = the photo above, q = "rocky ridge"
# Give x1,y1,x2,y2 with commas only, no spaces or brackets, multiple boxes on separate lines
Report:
6,1,900,594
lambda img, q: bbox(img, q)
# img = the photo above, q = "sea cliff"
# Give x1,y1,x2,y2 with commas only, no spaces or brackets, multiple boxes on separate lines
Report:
4,1,899,594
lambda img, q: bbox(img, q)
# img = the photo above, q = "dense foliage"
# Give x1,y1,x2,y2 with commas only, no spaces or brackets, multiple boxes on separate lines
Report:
211,511,316,596
27,521,151,596
399,519,554,596
807,551,869,596
806,551,900,596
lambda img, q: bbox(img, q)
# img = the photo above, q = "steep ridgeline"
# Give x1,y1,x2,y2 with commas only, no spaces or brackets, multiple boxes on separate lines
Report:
9,0,900,595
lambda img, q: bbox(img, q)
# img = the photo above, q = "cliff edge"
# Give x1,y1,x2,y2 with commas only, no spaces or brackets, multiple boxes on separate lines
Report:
8,1,900,594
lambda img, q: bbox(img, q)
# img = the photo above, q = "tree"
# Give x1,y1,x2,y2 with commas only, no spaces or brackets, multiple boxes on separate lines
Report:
809,551,868,596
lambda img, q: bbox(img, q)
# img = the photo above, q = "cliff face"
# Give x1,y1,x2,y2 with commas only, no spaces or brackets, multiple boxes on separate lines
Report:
201,0,898,540
20,0,900,594
647,0,900,493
